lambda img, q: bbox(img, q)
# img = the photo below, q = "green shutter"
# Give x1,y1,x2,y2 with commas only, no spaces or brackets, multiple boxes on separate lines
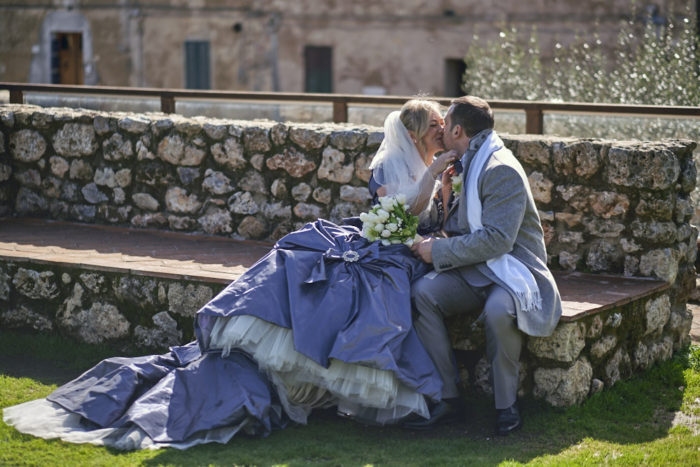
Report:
304,46,332,93
185,41,211,90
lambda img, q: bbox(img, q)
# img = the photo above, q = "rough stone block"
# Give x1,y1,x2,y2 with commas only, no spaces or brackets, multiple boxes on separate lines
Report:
10,129,46,162
603,347,631,387
12,267,59,299
289,126,328,150
527,322,585,363
266,147,316,178
134,311,183,350
165,187,202,214
533,358,592,407
644,294,671,336
202,169,234,195
607,146,680,190
243,127,272,153
59,300,130,344
198,208,233,234
237,215,268,239
318,147,354,183
167,283,213,317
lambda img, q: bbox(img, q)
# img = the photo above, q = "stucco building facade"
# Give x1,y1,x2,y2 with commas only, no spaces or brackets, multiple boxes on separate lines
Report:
0,0,697,96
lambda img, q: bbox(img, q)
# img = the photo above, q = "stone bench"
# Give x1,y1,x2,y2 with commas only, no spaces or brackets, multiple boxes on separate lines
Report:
0,217,682,407
447,270,675,406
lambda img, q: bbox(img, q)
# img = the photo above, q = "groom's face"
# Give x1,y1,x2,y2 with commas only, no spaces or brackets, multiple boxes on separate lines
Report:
443,106,458,152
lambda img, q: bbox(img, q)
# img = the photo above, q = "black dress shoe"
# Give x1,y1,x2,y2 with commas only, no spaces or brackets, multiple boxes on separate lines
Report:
401,398,464,430
495,403,522,436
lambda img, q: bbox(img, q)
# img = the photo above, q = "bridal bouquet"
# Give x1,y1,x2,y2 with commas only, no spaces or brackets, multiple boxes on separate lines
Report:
359,195,421,246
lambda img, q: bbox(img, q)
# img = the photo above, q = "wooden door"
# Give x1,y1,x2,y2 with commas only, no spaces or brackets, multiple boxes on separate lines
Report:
51,32,84,84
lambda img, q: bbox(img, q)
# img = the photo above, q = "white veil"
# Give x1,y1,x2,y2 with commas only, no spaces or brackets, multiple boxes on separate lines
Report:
368,111,428,207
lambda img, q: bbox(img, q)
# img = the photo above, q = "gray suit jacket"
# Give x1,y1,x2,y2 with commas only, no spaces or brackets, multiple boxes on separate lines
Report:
431,142,562,337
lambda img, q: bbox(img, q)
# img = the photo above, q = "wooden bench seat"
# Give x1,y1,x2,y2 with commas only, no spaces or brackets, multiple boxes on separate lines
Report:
554,271,670,321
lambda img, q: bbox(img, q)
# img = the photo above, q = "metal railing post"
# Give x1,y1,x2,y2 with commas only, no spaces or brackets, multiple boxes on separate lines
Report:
525,106,544,134
160,94,175,114
333,100,348,123
9,89,23,104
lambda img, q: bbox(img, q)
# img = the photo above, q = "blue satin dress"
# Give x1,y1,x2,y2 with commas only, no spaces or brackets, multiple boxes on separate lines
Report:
3,219,443,450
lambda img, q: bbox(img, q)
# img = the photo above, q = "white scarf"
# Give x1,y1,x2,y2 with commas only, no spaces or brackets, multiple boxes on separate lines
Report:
465,131,542,313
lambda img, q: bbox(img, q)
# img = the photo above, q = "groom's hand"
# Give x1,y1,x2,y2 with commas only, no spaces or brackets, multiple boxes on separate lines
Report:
410,237,434,263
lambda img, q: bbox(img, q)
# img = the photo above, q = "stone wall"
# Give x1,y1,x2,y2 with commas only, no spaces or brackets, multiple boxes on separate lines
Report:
447,287,686,406
0,259,220,351
1,104,695,294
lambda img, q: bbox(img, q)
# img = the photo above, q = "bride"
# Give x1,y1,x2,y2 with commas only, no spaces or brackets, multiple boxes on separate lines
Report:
3,99,457,450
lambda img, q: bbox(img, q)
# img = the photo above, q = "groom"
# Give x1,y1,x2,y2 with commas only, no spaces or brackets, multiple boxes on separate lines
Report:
407,96,562,435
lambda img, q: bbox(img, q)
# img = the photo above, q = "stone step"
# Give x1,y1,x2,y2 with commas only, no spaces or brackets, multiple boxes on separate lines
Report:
0,217,671,322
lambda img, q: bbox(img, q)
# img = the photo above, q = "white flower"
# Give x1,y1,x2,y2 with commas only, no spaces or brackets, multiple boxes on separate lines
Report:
359,194,419,245
404,238,414,247
379,197,394,211
376,209,390,221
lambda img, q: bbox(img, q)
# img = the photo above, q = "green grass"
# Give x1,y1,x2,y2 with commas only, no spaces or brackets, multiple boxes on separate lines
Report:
1,329,699,466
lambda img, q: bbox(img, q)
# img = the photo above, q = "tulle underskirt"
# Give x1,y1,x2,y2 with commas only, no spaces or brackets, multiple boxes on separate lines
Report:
208,314,429,425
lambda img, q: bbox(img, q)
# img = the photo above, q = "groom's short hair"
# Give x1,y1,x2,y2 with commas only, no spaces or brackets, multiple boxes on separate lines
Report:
449,96,494,137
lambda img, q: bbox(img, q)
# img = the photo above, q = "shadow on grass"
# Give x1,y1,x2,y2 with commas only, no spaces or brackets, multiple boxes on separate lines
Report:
0,329,690,465
147,354,689,465
0,329,143,385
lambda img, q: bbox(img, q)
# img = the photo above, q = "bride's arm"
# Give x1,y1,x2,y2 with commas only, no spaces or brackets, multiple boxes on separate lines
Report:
407,151,458,215
407,169,438,215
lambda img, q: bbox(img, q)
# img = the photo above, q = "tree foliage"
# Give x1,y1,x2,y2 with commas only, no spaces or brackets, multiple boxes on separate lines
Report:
463,2,700,106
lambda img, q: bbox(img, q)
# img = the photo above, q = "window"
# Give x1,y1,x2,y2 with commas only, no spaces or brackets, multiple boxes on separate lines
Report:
51,32,83,84
444,58,467,97
304,46,332,93
184,41,211,89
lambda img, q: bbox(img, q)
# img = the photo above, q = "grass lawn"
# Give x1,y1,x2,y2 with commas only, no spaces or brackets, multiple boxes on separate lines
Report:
1,329,699,466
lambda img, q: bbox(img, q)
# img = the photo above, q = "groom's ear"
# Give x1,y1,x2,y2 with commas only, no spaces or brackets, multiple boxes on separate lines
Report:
451,123,463,139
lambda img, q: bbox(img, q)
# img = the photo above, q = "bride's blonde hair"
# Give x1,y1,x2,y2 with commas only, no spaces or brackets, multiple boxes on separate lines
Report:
399,99,443,155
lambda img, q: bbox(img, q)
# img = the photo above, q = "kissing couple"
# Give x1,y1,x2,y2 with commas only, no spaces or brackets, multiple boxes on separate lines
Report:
4,96,561,449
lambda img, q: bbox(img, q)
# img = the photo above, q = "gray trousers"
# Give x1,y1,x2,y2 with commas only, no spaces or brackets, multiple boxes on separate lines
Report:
412,269,521,409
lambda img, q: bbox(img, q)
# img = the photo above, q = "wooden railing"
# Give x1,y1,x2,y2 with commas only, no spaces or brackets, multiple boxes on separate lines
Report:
2,82,700,134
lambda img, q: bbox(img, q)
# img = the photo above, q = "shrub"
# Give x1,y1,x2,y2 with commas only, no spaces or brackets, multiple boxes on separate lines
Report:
463,2,700,106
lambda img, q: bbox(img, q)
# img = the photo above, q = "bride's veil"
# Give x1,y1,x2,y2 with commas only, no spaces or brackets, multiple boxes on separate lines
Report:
368,111,427,207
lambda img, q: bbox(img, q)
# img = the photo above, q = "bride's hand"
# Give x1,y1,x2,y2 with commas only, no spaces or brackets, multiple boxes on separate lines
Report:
429,150,458,178
441,164,456,186
440,165,455,202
